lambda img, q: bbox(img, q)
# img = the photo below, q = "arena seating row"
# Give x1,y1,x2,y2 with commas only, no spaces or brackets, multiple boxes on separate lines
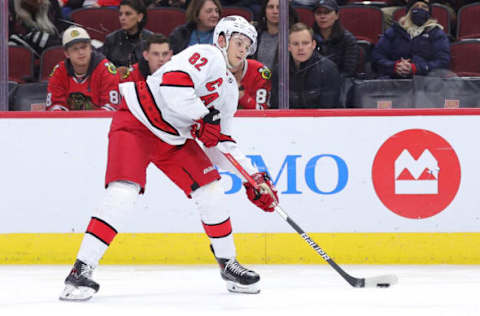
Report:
8,76,480,111
63,3,480,44
9,38,480,83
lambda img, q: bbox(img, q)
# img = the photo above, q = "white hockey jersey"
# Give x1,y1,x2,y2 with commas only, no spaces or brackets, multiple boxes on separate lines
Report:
119,44,257,176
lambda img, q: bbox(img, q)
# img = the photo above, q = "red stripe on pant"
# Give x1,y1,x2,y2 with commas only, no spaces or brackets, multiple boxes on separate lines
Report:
202,218,232,238
86,217,118,246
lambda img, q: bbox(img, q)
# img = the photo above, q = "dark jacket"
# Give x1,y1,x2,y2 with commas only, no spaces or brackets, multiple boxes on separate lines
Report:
371,21,450,78
102,28,153,67
271,50,342,109
169,22,196,54
313,22,359,77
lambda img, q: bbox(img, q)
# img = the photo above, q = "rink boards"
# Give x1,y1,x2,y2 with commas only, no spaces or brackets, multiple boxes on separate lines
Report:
1,109,480,264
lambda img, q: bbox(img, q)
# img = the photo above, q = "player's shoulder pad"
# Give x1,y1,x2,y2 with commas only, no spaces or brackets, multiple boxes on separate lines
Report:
103,61,117,75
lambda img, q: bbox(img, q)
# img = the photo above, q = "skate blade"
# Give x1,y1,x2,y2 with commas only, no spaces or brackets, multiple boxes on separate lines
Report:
226,281,260,294
59,284,96,301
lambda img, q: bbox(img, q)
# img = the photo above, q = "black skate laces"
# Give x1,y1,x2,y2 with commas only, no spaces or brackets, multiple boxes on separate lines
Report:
225,259,249,276
74,262,94,279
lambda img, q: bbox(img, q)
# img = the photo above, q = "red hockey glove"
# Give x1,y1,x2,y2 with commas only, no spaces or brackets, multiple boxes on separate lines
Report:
244,172,278,212
192,108,221,148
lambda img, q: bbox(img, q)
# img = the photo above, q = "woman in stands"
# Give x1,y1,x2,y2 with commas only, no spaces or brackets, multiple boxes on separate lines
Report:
169,0,222,54
311,0,359,77
252,0,298,71
371,0,450,78
102,0,152,73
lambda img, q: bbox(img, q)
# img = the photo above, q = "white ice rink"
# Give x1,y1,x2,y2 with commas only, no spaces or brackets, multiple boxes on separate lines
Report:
0,264,478,316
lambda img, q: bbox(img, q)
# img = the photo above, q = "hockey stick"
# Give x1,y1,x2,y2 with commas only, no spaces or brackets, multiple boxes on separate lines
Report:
222,152,398,288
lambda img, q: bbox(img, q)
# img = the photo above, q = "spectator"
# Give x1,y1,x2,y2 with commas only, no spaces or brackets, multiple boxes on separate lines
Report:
169,0,221,54
252,0,298,71
231,59,272,109
102,0,153,73
46,26,120,111
271,23,341,108
8,0,68,57
120,33,173,82
312,0,359,77
371,0,450,78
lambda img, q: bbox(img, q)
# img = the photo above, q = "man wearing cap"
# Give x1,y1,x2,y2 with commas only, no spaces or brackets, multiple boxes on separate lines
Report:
371,0,450,78
46,26,120,111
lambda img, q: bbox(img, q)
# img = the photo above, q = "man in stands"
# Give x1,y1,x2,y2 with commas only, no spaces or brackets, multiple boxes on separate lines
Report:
46,26,120,111
231,58,272,110
120,33,173,83
271,22,341,108
59,16,278,301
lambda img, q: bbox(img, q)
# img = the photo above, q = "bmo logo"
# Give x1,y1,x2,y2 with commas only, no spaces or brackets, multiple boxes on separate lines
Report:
372,129,461,219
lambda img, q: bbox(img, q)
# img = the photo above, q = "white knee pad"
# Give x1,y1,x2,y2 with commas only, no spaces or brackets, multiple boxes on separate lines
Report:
191,180,230,224
93,181,140,231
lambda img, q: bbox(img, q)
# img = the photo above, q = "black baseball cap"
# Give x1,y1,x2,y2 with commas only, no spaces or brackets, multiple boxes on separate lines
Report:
314,0,339,13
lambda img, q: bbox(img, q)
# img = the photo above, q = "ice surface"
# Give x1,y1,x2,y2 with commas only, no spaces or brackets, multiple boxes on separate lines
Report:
0,265,478,316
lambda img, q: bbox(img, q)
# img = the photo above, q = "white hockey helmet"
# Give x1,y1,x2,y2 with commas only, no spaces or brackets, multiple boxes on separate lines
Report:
213,15,257,62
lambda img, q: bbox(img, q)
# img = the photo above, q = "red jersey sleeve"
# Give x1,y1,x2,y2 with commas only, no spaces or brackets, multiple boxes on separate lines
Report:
46,62,70,111
238,60,272,110
95,60,121,111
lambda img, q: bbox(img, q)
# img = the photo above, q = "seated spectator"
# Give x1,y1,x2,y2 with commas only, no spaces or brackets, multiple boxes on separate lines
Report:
169,0,221,54
8,0,68,57
312,0,359,77
271,23,341,108
252,0,298,71
120,33,173,82
371,0,450,78
102,0,153,72
230,58,272,109
46,26,120,111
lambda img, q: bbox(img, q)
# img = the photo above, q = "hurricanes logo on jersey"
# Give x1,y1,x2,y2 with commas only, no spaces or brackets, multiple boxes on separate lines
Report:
258,66,271,80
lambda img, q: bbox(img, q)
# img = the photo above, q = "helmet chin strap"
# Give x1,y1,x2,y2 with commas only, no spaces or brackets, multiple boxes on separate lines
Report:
220,39,233,69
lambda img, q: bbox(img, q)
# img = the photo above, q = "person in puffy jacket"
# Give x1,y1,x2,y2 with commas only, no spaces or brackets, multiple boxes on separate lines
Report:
312,0,359,77
371,0,450,78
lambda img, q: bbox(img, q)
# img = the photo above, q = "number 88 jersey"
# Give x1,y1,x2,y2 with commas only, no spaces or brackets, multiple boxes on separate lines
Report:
119,44,239,146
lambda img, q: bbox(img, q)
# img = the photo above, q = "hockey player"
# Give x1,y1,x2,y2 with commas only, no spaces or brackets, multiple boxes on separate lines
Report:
119,33,173,83
232,58,272,110
59,16,278,301
46,26,120,111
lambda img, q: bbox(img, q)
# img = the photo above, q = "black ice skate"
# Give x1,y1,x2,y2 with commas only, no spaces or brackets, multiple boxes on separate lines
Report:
216,257,260,294
59,259,99,301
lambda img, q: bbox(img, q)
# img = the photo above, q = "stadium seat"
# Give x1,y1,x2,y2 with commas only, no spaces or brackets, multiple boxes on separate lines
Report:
348,79,413,108
456,3,480,40
146,8,186,37
10,82,48,111
413,76,480,108
39,46,65,82
221,6,253,21
8,81,18,109
339,5,384,44
450,39,480,77
392,4,451,35
294,6,314,27
8,46,34,83
70,8,120,42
